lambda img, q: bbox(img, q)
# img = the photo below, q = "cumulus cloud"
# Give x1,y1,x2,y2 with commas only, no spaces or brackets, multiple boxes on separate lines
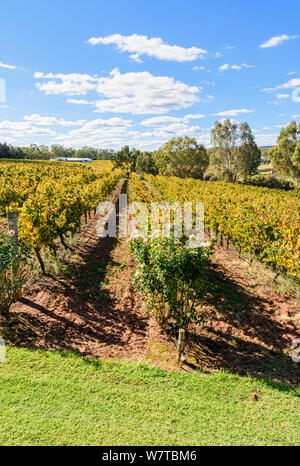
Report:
135,118,210,146
259,34,298,48
219,64,229,71
34,72,98,95
19,112,209,151
0,120,57,139
275,93,289,99
66,99,94,105
262,77,300,92
0,61,17,70
87,33,207,62
274,77,300,90
212,109,255,117
192,65,206,71
54,117,133,145
0,116,135,148
140,114,206,127
254,133,278,146
23,114,86,126
94,68,200,114
219,63,254,71
35,68,200,114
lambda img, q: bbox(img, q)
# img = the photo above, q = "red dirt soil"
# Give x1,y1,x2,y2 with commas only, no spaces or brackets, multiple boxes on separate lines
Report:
1,192,299,384
2,193,177,370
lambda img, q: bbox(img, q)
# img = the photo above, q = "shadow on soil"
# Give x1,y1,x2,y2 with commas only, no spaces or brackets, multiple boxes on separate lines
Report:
183,264,300,386
1,183,299,387
2,181,148,357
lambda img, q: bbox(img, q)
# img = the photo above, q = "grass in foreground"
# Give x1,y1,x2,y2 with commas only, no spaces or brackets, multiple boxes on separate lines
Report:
0,347,299,446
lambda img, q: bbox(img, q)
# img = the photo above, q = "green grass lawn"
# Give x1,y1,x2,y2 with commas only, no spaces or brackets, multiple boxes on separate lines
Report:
0,347,299,446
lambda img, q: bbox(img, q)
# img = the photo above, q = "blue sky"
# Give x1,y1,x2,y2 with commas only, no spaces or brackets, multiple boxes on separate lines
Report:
0,0,299,150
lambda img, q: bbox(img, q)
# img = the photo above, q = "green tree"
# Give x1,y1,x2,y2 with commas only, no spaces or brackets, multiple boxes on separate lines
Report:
51,145,76,158
21,144,52,160
113,146,140,173
0,142,12,158
74,147,116,160
75,147,98,159
0,143,25,159
210,119,260,182
237,123,261,180
153,136,209,179
269,121,300,187
136,151,158,175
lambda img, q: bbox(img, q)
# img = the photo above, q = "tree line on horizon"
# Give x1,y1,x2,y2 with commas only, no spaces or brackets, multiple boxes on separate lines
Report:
0,144,116,161
113,119,299,189
1,119,299,188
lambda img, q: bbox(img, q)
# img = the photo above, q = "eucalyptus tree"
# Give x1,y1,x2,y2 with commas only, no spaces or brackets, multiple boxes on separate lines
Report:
210,119,261,182
153,136,209,179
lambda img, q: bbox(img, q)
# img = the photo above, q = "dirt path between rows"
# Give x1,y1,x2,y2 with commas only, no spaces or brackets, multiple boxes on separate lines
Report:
3,186,177,369
2,183,300,384
185,243,300,384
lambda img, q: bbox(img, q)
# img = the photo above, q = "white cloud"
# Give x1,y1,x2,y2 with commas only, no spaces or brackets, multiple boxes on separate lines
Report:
88,33,208,62
55,117,132,144
0,116,150,149
0,61,17,70
292,114,300,118
288,71,296,75
219,63,229,71
140,116,182,127
262,77,300,92
192,65,206,71
267,100,283,105
259,34,298,48
199,80,215,86
241,63,254,68
34,72,98,95
184,113,206,120
49,113,211,150
94,68,200,114
129,53,142,63
35,68,201,115
140,114,206,127
224,45,235,50
0,120,57,139
219,63,254,71
254,133,278,146
66,98,94,105
212,109,255,117
23,114,86,126
274,78,300,90
275,93,289,99
54,117,175,150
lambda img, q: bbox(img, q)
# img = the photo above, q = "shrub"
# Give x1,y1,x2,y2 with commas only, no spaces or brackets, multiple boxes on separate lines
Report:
245,175,294,190
129,235,213,329
0,228,31,313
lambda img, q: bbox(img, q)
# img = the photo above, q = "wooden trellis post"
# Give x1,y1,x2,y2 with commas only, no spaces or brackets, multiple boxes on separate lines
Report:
7,211,19,245
177,328,185,364
7,212,19,282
